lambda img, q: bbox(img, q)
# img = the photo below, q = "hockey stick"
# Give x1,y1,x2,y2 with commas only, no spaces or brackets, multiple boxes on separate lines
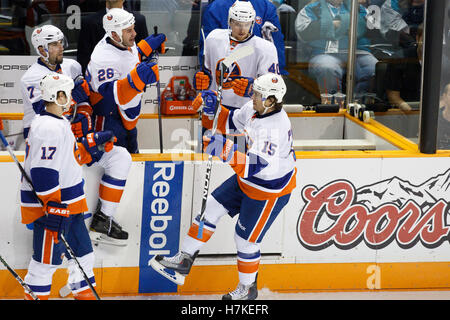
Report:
0,130,101,300
0,254,39,300
3,132,24,138
197,46,254,239
153,26,164,153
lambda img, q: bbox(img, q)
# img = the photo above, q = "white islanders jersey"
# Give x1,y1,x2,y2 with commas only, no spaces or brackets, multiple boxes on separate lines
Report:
20,58,82,129
212,101,297,200
204,29,279,109
20,113,87,224
87,35,142,126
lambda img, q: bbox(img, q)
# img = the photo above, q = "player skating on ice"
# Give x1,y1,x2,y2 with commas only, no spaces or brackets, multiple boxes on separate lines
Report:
21,25,132,246
20,73,110,300
151,73,297,300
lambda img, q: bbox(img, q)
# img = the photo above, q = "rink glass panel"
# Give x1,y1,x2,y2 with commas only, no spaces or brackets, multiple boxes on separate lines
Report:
436,0,450,150
353,0,424,146
0,0,430,148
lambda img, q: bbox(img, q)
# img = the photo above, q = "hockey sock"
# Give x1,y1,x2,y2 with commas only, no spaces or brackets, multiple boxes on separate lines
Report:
98,174,126,216
181,196,227,256
235,233,260,286
23,258,58,300
181,216,216,256
67,252,96,298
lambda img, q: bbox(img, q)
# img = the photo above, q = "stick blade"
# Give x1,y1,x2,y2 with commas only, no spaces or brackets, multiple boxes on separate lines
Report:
222,46,255,69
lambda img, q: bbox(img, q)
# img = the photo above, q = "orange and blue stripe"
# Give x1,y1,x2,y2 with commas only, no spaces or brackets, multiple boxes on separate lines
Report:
237,250,261,275
99,174,126,204
188,216,216,242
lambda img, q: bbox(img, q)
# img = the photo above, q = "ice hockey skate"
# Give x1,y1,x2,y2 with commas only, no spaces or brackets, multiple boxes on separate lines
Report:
222,279,258,300
149,251,198,285
89,210,128,247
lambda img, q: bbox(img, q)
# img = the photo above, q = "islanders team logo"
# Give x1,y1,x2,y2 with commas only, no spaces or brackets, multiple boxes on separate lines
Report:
215,58,242,89
297,170,450,250
255,16,262,25
107,14,113,20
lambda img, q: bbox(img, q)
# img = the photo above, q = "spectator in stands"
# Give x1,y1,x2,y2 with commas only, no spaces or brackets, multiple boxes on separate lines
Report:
294,0,378,95
357,0,409,54
76,0,148,74
379,0,423,51
200,0,288,75
384,23,422,111
400,0,424,39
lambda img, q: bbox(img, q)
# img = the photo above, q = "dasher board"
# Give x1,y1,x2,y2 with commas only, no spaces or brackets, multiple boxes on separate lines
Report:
293,139,376,150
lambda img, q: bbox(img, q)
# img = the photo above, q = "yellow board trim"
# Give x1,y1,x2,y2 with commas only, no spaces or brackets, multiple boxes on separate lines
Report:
2,112,450,162
2,150,450,163
1,262,450,298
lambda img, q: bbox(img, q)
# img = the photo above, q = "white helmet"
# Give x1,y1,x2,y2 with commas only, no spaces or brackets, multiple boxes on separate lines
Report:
228,0,256,39
228,0,256,24
40,73,74,109
253,73,287,103
103,8,135,44
31,25,66,63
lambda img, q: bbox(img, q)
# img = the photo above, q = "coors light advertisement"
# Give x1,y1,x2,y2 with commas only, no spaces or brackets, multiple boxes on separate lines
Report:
297,169,450,251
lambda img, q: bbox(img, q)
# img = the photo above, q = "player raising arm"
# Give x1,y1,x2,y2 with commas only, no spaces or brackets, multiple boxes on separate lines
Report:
86,8,166,153
151,73,297,300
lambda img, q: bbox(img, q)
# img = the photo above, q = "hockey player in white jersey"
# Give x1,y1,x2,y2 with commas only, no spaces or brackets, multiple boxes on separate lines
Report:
151,73,297,300
194,0,280,112
20,25,86,139
20,73,115,300
21,25,132,246
86,8,166,154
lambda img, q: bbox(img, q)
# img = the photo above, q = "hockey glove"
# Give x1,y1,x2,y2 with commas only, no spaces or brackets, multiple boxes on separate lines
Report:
127,60,159,92
70,110,93,138
44,201,70,244
80,131,117,163
193,70,212,91
203,134,237,163
232,77,254,98
71,76,90,104
192,90,217,116
137,33,167,58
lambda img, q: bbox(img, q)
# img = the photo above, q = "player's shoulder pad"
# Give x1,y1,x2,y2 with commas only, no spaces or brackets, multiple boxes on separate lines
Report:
20,62,49,85
62,58,83,79
31,114,67,140
207,28,229,41
90,44,122,69
253,36,278,52
239,101,256,117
